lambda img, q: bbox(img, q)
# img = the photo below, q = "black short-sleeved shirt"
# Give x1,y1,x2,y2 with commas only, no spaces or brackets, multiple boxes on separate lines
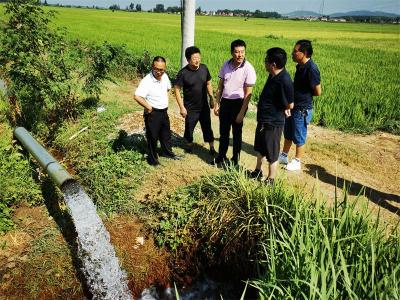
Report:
175,64,212,112
257,69,294,126
294,59,321,109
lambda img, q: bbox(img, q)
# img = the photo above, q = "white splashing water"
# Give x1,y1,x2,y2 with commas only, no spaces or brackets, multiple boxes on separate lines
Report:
62,181,133,300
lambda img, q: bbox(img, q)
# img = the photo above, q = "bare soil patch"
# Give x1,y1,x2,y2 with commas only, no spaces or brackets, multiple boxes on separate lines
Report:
105,216,171,297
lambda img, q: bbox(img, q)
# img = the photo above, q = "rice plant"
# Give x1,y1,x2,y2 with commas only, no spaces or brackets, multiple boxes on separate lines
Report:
150,167,399,298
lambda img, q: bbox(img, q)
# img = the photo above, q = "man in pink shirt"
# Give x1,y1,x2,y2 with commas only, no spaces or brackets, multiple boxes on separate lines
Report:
211,39,257,166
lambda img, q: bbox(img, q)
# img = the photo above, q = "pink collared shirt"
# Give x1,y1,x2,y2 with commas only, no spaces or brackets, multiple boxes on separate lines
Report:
218,59,257,99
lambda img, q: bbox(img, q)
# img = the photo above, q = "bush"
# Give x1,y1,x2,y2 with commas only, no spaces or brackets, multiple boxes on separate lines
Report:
0,1,129,140
0,139,42,232
0,0,76,136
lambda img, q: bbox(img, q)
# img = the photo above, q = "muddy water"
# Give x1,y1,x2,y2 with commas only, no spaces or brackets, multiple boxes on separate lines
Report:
62,181,133,300
140,277,240,300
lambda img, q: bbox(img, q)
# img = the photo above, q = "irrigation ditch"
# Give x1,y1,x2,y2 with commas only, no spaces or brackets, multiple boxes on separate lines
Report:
14,127,133,300
12,127,254,299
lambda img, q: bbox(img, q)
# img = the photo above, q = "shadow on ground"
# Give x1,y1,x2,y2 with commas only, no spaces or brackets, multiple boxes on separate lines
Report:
305,164,400,216
111,129,218,164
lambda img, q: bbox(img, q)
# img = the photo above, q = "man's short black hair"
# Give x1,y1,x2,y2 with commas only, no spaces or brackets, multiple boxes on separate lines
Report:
152,56,166,64
266,47,287,69
231,39,246,53
185,46,200,61
295,40,313,58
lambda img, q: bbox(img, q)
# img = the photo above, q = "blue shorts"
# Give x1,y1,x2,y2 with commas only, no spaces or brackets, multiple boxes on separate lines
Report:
284,109,313,146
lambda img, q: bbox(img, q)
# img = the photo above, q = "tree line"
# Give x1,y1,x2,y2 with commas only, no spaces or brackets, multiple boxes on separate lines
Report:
22,1,399,23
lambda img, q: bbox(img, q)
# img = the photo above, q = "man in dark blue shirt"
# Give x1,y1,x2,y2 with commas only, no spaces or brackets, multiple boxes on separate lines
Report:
251,47,294,184
279,40,321,171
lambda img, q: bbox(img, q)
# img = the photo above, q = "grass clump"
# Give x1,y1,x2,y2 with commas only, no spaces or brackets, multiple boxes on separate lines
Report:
148,167,400,298
19,227,83,299
78,150,144,213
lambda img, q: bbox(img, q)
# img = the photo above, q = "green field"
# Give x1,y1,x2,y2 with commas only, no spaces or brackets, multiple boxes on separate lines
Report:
0,4,399,298
1,5,399,133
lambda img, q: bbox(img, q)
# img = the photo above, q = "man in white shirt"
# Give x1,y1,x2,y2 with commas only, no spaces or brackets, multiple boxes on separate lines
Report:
134,56,179,166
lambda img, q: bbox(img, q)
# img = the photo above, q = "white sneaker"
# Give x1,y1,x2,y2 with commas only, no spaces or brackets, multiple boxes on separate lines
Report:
278,153,289,165
286,158,301,171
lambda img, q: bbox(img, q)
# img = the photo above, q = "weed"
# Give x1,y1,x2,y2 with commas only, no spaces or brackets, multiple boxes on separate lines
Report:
147,167,400,298
78,150,145,214
0,125,42,233
22,227,83,299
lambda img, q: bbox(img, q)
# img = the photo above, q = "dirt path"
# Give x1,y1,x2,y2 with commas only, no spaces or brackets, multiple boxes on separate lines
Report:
119,82,400,227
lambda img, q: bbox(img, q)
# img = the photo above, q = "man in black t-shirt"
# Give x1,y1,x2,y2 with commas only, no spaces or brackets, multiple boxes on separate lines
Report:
174,46,216,154
279,40,321,171
250,47,294,184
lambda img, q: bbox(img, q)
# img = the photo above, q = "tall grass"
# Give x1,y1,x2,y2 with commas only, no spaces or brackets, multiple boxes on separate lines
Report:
14,6,397,135
149,167,400,298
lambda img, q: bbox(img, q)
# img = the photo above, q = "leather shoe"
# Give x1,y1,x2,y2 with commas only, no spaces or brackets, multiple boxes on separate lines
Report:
161,154,182,160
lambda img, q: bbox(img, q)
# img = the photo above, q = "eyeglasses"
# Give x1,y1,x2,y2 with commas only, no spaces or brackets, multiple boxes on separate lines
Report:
153,67,165,73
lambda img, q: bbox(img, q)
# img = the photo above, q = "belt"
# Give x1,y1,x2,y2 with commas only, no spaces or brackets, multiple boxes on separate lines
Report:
152,107,168,112
294,107,309,116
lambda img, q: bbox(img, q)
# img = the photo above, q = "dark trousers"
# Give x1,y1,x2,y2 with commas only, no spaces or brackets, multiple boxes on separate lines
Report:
144,109,174,165
217,98,244,162
184,106,214,144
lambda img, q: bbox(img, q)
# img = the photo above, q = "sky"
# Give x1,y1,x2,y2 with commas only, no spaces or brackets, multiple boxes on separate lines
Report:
46,0,400,15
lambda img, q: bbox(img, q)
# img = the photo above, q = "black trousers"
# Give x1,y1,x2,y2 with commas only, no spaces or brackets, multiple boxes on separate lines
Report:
184,106,214,144
144,109,174,165
217,98,244,162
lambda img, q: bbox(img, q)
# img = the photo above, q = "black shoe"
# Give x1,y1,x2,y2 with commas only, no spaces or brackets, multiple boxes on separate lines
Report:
169,155,182,160
184,147,193,153
209,156,227,166
264,178,275,185
147,159,160,166
184,143,193,153
160,153,182,160
209,148,217,156
249,169,263,179
230,158,238,166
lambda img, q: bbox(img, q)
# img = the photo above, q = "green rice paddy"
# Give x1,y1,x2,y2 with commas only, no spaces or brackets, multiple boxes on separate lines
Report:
1,5,399,133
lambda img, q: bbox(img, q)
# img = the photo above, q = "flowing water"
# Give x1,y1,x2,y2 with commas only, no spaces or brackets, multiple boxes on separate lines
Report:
62,181,133,300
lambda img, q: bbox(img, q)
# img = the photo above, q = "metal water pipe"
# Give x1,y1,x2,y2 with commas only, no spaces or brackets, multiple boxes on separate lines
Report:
13,127,73,187
181,0,196,68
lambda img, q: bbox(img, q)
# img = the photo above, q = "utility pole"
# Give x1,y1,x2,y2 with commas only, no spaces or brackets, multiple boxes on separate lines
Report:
319,0,325,16
181,0,195,68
